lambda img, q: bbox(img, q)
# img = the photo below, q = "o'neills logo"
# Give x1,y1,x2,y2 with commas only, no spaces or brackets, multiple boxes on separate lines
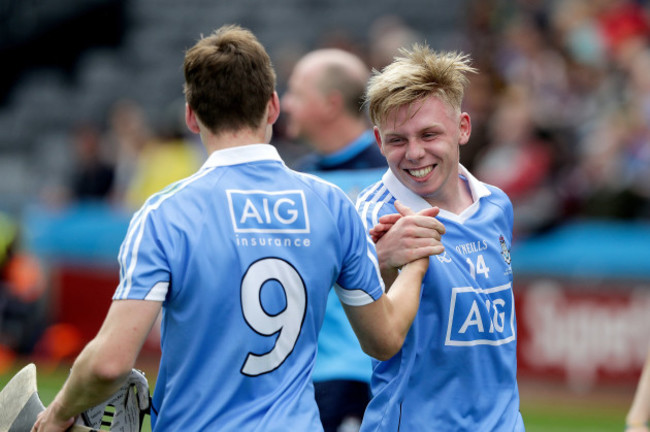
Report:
455,240,488,255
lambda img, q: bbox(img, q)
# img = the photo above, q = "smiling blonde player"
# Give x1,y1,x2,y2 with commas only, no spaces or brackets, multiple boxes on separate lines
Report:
357,45,525,431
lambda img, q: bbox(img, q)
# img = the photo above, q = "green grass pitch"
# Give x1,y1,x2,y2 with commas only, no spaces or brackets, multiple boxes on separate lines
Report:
0,363,631,432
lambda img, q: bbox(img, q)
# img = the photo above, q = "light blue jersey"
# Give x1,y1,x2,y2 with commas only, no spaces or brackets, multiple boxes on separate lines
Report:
113,144,385,431
357,166,525,432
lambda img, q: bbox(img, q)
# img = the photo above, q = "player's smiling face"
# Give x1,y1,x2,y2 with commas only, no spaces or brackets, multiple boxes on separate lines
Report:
375,95,471,207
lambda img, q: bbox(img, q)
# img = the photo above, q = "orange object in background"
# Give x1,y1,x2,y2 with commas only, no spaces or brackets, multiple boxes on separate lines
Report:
3,253,46,303
0,344,17,374
32,323,83,372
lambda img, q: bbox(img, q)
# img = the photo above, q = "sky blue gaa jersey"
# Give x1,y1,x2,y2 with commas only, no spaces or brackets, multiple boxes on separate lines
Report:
113,144,385,432
357,166,525,432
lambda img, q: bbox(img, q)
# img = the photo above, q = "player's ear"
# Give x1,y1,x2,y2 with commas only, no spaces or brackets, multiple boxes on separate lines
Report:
267,92,281,125
458,112,471,146
323,90,343,119
373,126,385,156
185,103,201,134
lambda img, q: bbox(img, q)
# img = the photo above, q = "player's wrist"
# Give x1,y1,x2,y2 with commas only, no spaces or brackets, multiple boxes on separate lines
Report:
40,404,75,431
625,420,649,430
378,255,400,274
48,395,78,426
401,258,428,276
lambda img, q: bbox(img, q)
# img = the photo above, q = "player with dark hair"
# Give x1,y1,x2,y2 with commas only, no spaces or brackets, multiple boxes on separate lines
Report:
32,25,444,432
357,44,525,431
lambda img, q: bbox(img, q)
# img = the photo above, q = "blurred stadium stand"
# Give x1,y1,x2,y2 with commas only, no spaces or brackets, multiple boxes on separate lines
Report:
0,0,464,214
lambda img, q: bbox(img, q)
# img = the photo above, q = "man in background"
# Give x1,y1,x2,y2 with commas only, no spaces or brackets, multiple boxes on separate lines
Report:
283,48,385,172
282,48,387,431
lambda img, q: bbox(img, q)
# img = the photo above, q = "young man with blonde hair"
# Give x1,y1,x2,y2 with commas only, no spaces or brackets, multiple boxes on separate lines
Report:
32,26,445,432
358,44,525,431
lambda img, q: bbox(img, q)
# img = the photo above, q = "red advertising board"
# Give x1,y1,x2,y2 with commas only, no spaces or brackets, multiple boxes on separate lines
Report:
51,265,650,387
516,277,650,389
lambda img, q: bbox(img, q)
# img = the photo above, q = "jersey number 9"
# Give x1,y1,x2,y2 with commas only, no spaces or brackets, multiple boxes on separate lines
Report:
240,258,307,376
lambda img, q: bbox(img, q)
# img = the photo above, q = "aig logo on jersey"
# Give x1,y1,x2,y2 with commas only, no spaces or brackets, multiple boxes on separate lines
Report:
445,284,516,346
227,189,310,233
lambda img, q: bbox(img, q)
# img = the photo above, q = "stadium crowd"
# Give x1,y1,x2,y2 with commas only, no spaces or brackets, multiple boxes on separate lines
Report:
275,0,650,240
12,0,648,239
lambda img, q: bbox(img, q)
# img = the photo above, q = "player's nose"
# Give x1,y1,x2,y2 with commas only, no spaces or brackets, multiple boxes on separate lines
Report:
404,140,425,161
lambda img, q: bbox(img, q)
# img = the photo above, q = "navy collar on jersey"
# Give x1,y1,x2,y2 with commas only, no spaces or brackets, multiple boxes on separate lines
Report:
382,164,491,224
317,130,375,168
201,144,284,169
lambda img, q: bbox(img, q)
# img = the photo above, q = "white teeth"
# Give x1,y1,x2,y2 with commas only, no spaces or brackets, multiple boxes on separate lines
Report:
408,166,433,178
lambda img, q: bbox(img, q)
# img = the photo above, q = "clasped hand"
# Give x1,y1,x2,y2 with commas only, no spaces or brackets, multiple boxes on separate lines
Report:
370,201,446,275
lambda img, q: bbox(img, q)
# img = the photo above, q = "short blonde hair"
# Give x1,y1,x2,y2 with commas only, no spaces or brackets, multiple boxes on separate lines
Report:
365,44,477,126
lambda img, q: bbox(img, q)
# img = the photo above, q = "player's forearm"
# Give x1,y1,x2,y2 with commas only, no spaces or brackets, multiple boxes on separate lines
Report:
367,259,426,360
50,339,131,422
386,259,426,329
627,404,650,427
627,353,650,428
348,260,426,361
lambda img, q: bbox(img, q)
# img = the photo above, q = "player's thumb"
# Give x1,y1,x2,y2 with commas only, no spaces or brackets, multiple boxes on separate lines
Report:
394,200,415,216
419,206,440,218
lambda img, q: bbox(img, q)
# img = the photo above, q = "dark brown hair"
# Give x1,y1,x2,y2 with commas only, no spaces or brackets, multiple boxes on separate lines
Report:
183,24,276,134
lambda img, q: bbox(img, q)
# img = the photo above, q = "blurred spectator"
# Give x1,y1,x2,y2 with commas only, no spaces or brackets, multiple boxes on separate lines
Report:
474,85,562,238
626,48,650,206
120,100,203,210
367,15,423,71
0,212,47,365
282,48,385,172
566,96,650,219
36,121,116,209
597,0,650,67
460,63,505,171
562,4,650,221
497,12,573,131
69,122,115,201
105,99,155,206
552,0,607,68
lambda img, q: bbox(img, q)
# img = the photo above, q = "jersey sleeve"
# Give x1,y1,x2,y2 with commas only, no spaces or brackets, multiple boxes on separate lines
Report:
485,184,515,244
113,205,170,301
331,191,385,307
503,191,514,243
